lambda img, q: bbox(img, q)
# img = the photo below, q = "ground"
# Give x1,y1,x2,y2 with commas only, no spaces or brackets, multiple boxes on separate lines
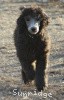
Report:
0,2,64,100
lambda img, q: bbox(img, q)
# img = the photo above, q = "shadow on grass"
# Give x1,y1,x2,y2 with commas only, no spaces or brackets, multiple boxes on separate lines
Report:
52,64,64,69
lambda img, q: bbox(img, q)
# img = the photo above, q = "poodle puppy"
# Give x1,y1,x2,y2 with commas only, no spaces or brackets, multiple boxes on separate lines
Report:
14,6,50,91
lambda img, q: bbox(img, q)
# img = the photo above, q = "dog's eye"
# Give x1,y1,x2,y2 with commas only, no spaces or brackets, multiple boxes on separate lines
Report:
35,15,42,21
35,17,40,21
25,16,31,21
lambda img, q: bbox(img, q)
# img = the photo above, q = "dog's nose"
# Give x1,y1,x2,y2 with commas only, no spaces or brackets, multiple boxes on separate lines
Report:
31,27,37,32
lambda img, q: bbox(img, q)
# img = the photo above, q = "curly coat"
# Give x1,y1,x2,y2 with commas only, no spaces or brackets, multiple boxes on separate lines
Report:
14,6,50,91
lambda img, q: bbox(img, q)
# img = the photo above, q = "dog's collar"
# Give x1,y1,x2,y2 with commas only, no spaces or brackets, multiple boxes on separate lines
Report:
28,32,39,39
28,34,34,39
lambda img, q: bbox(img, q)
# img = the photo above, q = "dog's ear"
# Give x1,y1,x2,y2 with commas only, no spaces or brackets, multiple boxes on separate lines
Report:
20,6,26,12
42,11,50,27
17,6,26,26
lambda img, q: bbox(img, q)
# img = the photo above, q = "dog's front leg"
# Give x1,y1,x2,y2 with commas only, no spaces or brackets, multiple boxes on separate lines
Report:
35,54,49,91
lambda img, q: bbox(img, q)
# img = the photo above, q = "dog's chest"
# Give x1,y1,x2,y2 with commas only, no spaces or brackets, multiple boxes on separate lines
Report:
26,39,37,58
20,35,44,61
22,37,39,60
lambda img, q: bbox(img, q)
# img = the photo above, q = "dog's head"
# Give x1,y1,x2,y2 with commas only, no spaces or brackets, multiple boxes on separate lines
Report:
17,6,49,35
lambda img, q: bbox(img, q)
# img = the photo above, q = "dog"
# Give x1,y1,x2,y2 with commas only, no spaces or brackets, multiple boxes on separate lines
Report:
14,6,50,91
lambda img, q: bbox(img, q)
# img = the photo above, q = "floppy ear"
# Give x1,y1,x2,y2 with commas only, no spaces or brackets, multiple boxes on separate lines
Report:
42,12,50,27
17,6,26,27
17,15,26,30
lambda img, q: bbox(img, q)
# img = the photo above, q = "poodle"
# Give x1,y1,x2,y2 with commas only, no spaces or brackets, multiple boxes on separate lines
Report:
14,6,50,91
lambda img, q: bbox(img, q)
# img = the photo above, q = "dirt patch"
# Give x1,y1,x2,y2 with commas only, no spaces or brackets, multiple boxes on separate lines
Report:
0,2,64,100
